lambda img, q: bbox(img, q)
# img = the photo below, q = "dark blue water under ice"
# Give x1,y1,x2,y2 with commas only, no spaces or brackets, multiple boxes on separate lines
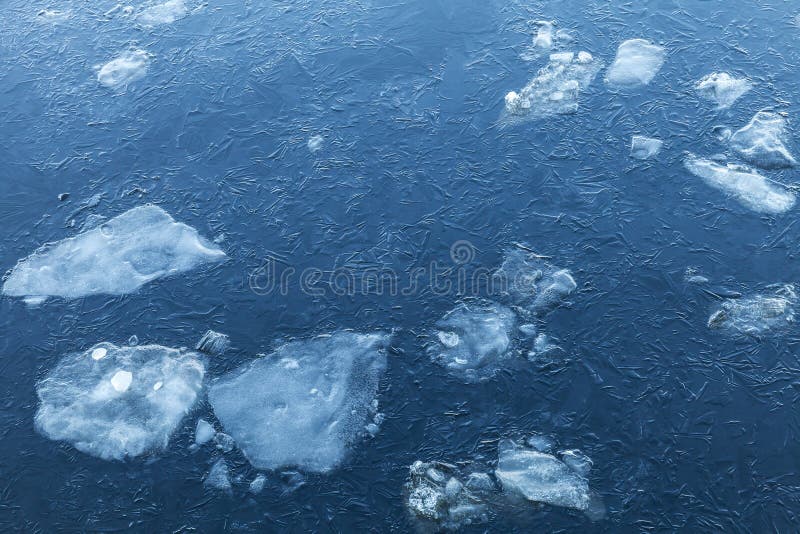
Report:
2,0,800,531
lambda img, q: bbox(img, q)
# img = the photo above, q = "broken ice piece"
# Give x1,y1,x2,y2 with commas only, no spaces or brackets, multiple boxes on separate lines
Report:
707,284,796,335
605,39,665,88
307,135,324,153
136,0,188,26
97,49,150,89
729,111,797,170
205,458,232,492
249,474,267,494
196,330,230,355
110,370,133,392
695,72,752,109
195,419,215,445
630,135,663,160
406,461,488,529
495,248,577,314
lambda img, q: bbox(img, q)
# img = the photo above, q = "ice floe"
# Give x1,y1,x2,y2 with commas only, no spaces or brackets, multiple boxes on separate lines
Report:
2,205,226,302
136,0,188,26
208,332,390,472
695,72,752,109
729,112,797,170
196,330,230,356
35,343,204,460
495,248,577,314
630,135,663,160
205,459,232,492
307,135,324,153
429,300,516,381
605,39,665,88
405,461,490,529
97,50,150,89
195,419,215,445
708,285,796,335
683,154,795,214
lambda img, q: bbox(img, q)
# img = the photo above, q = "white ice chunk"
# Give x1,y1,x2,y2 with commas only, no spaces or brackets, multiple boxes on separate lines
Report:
496,248,577,314
205,459,232,492
195,419,215,445
91,347,108,361
495,439,590,511
605,39,665,88
695,72,752,109
2,205,226,301
208,331,391,472
307,135,324,153
708,285,796,335
729,112,797,169
429,301,516,381
560,449,593,477
630,135,663,160
137,0,188,26
196,330,230,355
684,153,795,214
406,461,488,529
249,474,267,494
97,50,150,89
35,343,204,460
533,21,554,49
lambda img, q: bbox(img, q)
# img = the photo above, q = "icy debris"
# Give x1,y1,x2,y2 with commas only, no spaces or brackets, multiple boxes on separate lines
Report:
405,461,489,529
708,285,796,335
560,450,593,477
496,248,577,314
630,135,663,160
729,112,797,170
195,419,215,445
695,72,752,109
527,333,561,360
214,432,235,452
519,323,537,337
35,343,204,460
249,474,267,494
137,0,188,26
208,332,390,472
307,135,324,153
683,154,795,214
504,50,603,122
526,434,555,453
196,330,230,356
532,20,555,49
429,301,516,381
605,39,665,88
495,440,590,511
2,205,226,301
97,50,150,89
205,459,232,492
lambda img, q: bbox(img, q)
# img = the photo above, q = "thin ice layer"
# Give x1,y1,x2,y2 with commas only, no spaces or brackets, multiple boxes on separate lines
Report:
683,154,795,214
495,248,577,314
2,205,225,301
97,50,150,89
605,39,665,87
729,112,797,169
708,285,796,335
35,343,205,460
695,72,752,109
208,332,390,472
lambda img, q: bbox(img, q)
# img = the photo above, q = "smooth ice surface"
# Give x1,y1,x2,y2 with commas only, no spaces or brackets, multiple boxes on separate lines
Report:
496,248,577,314
137,0,188,26
2,205,226,301
495,440,590,511
695,72,752,109
429,301,516,381
708,285,796,335
97,50,150,89
208,332,390,472
405,461,488,529
35,343,204,460
504,50,602,122
630,135,663,160
605,39,665,87
729,112,797,169
683,154,795,214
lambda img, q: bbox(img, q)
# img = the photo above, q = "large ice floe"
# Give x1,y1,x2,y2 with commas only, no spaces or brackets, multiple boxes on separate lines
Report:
428,300,516,381
695,72,752,109
2,205,225,302
729,112,797,170
495,248,577,315
683,154,795,214
208,331,390,473
708,285,796,335
96,49,151,89
604,39,665,88
503,51,603,123
136,0,188,26
35,343,205,460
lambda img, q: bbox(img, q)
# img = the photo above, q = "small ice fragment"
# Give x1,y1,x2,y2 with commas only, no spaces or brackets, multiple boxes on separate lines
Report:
249,474,267,494
729,112,797,170
307,135,324,153
137,0,188,26
437,331,460,348
533,21,554,49
214,432,235,452
205,459,232,492
519,324,537,337
152,381,163,391
195,419,215,445
707,285,796,335
605,39,665,88
630,135,663,160
97,50,150,89
406,461,487,528
196,330,230,356
128,335,139,346
91,347,108,361
465,472,494,493
444,477,463,501
695,72,752,109
110,370,133,393
496,248,577,314
526,434,555,453
365,423,380,436
560,449,593,477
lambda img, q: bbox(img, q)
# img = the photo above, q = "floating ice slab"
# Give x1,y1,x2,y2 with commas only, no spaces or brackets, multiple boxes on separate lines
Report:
35,343,204,460
630,135,663,160
429,301,516,381
208,332,390,472
495,248,577,314
730,112,797,169
405,461,489,529
97,50,150,89
605,39,665,88
495,440,590,511
695,72,752,109
137,0,188,26
683,154,795,214
2,205,226,301
708,285,796,335
504,50,602,122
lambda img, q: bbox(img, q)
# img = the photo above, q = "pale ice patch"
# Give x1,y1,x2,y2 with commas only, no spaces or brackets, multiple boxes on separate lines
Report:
729,112,797,170
97,50,150,89
503,50,603,123
630,135,663,160
205,459,232,492
195,419,215,445
2,205,226,302
429,300,516,381
137,0,188,26
683,154,795,214
532,20,555,49
208,331,391,472
495,248,577,314
695,72,752,109
196,330,230,356
34,343,204,460
307,135,324,153
708,285,796,335
405,461,490,529
605,39,665,88
249,474,267,494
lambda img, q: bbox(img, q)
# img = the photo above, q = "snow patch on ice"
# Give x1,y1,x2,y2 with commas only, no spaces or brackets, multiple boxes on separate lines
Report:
137,0,188,26
695,72,752,109
605,39,665,88
97,50,150,89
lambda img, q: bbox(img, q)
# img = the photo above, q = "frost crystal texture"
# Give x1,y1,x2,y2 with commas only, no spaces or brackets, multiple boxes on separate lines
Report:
605,39,665,87
208,332,390,472
35,343,205,460
683,154,795,214
2,205,226,301
729,112,797,169
695,72,752,109
97,50,150,89
708,285,796,335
